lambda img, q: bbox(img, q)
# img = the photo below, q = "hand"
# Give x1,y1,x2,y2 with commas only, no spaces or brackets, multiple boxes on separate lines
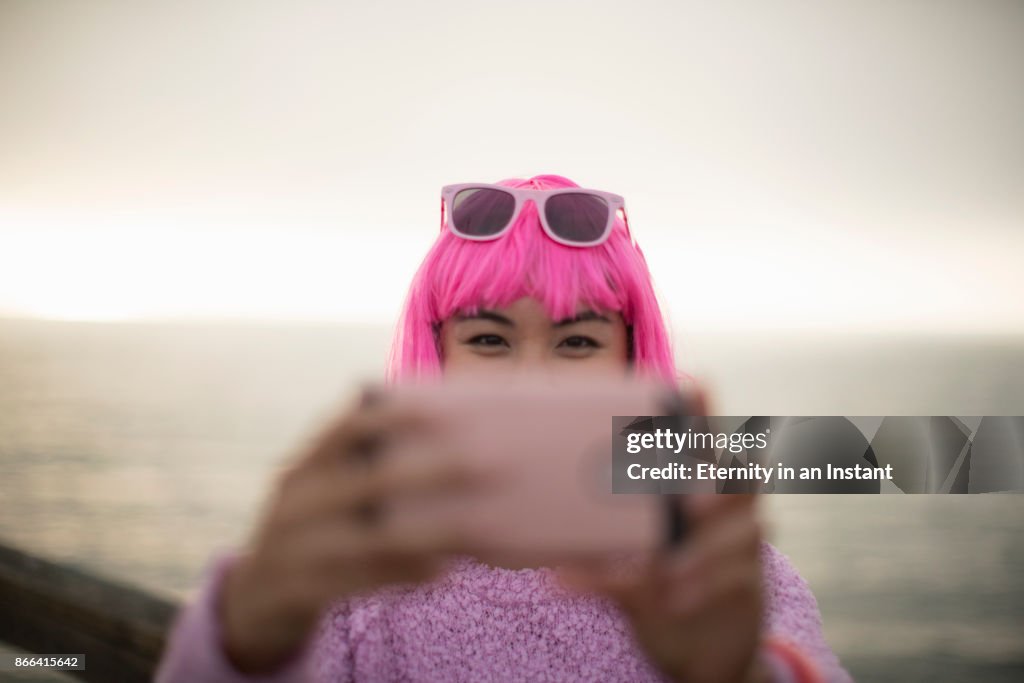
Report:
219,391,481,674
558,494,767,683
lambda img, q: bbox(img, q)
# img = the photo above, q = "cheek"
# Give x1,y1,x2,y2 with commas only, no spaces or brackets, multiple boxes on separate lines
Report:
439,335,466,373
568,352,631,376
598,326,631,366
441,345,475,373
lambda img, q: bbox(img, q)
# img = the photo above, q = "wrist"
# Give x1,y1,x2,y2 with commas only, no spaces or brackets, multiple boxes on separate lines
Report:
218,556,306,674
218,557,266,672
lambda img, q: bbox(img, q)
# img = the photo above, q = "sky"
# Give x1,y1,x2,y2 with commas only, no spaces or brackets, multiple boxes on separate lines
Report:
1,1,1022,332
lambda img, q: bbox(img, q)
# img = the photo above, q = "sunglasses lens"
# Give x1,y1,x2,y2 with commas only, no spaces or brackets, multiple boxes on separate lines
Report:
544,193,610,244
451,188,517,237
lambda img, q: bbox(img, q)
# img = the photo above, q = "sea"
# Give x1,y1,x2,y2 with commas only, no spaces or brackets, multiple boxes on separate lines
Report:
0,318,1022,682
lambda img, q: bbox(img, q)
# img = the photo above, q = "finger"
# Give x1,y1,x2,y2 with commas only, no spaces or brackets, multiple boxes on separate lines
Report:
605,507,759,617
305,551,445,604
649,511,763,618
681,492,757,527
300,400,443,470
276,519,466,593
273,446,486,531
570,499,760,601
338,448,492,527
688,384,710,416
356,444,494,503
306,524,478,596
659,504,763,588
692,501,762,559
555,556,638,594
557,554,661,607
604,568,666,619
664,556,762,617
359,524,478,558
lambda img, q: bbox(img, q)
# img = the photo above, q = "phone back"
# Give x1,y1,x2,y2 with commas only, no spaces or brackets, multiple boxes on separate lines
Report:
375,373,687,564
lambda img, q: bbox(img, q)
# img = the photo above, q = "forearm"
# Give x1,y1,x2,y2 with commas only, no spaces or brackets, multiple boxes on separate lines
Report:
154,551,313,683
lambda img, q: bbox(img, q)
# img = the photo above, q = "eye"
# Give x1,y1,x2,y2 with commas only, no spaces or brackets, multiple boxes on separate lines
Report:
467,334,508,348
559,335,600,349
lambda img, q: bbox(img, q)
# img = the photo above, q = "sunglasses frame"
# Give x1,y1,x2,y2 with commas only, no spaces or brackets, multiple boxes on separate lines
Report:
441,183,630,247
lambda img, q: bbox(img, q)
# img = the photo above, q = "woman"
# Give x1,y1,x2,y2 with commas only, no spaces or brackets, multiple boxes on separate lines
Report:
155,174,852,682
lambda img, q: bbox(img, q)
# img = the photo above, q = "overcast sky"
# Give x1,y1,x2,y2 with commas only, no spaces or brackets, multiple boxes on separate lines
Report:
1,1,1021,332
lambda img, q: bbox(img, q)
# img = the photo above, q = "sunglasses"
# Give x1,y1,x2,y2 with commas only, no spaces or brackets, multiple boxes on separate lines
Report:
441,183,630,247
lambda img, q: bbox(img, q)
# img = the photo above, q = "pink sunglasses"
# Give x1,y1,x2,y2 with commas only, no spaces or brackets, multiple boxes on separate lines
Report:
441,183,631,247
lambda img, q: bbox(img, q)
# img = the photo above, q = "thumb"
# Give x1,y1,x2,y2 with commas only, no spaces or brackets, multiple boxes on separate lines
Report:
691,383,711,416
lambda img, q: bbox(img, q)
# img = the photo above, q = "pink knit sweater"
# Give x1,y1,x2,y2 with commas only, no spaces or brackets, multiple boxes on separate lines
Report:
155,543,852,682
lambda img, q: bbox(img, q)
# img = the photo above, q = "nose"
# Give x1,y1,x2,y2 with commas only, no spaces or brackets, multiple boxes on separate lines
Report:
512,344,548,370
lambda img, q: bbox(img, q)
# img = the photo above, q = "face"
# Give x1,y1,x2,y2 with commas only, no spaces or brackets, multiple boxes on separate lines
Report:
439,296,630,378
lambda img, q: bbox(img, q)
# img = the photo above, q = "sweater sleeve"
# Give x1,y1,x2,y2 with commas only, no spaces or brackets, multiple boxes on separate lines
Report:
153,549,316,683
759,543,854,683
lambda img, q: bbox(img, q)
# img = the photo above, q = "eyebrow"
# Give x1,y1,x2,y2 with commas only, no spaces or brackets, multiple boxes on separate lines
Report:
554,310,611,327
453,309,611,328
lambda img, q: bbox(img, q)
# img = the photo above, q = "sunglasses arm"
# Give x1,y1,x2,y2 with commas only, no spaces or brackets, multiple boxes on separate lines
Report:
620,206,632,238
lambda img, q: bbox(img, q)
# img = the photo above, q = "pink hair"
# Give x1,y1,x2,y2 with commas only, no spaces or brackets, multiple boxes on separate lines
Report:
386,174,680,384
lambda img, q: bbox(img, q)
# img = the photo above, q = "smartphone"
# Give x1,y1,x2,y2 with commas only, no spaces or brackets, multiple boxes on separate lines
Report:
364,373,699,565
